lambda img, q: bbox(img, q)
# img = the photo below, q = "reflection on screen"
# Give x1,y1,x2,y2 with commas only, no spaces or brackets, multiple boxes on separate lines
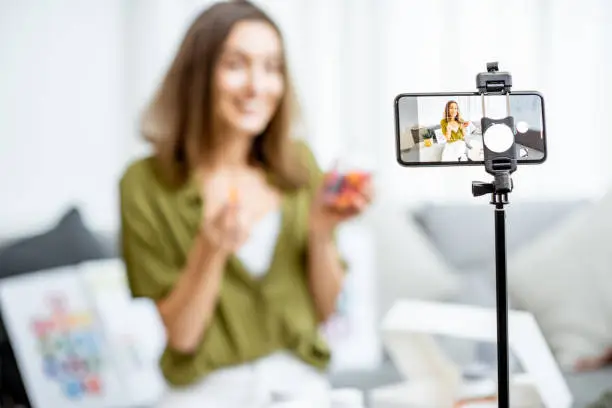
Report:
396,94,545,164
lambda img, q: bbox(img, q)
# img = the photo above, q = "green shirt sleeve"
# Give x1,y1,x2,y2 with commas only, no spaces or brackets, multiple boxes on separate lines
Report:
119,161,179,301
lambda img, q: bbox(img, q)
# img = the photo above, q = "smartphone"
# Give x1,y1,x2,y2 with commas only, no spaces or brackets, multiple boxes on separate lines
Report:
394,91,547,166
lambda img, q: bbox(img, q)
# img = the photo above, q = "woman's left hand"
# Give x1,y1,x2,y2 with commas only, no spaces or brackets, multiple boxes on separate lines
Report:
309,175,374,236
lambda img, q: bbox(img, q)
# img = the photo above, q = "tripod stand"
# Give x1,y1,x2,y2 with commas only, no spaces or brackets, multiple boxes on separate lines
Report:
472,62,517,408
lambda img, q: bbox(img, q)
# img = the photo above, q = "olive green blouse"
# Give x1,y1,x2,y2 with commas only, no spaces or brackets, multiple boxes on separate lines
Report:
440,119,465,142
119,140,341,387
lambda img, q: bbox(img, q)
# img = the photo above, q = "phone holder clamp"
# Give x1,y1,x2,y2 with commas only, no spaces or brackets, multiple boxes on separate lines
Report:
475,61,517,177
476,61,513,95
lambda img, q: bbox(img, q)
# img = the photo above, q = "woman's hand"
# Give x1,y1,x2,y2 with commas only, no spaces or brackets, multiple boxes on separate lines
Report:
309,174,374,236
200,202,249,255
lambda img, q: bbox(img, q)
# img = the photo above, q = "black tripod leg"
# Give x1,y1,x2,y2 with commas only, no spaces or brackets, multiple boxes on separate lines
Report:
495,202,510,407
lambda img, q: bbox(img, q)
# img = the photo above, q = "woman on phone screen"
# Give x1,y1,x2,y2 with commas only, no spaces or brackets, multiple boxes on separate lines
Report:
440,100,471,142
118,1,373,407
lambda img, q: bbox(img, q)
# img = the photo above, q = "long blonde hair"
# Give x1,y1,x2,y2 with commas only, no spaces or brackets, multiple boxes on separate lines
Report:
140,1,309,190
443,100,465,123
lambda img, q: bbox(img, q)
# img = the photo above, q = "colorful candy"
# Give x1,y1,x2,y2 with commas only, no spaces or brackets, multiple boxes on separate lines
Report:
323,170,370,211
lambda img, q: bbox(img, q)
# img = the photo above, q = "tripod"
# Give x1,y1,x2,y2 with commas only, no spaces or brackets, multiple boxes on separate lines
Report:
472,62,517,408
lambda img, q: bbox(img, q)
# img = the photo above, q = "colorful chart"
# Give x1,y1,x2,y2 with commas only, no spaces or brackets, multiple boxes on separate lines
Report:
30,293,104,399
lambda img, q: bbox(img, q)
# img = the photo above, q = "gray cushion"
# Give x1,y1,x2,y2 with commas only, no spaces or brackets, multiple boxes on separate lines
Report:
0,207,114,278
412,200,589,271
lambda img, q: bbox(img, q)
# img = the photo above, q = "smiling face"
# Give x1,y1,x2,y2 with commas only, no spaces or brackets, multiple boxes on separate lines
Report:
142,1,307,189
212,20,285,140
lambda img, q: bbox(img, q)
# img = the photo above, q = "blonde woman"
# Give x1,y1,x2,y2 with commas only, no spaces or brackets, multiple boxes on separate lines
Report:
118,1,373,406
440,100,470,142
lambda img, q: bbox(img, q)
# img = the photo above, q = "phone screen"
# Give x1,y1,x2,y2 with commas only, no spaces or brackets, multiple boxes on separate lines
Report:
395,92,546,166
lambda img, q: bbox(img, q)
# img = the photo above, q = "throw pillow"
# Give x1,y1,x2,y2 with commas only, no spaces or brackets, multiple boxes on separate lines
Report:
508,190,612,371
0,207,113,278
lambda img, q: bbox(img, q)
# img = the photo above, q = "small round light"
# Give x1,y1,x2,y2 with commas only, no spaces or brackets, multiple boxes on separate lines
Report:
483,124,514,153
516,121,529,134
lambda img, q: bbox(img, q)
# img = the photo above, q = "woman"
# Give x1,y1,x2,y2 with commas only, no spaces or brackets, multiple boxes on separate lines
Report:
440,100,470,142
119,1,372,407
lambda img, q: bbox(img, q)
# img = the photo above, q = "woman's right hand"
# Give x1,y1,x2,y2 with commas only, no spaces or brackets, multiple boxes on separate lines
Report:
200,203,249,255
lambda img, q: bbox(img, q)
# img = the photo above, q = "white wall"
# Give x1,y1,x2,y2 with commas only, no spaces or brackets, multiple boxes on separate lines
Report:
0,0,126,237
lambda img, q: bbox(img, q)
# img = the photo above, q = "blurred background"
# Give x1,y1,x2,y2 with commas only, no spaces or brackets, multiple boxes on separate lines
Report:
2,0,612,407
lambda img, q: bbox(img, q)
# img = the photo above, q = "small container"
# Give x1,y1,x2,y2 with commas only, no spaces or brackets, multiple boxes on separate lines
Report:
322,156,373,212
